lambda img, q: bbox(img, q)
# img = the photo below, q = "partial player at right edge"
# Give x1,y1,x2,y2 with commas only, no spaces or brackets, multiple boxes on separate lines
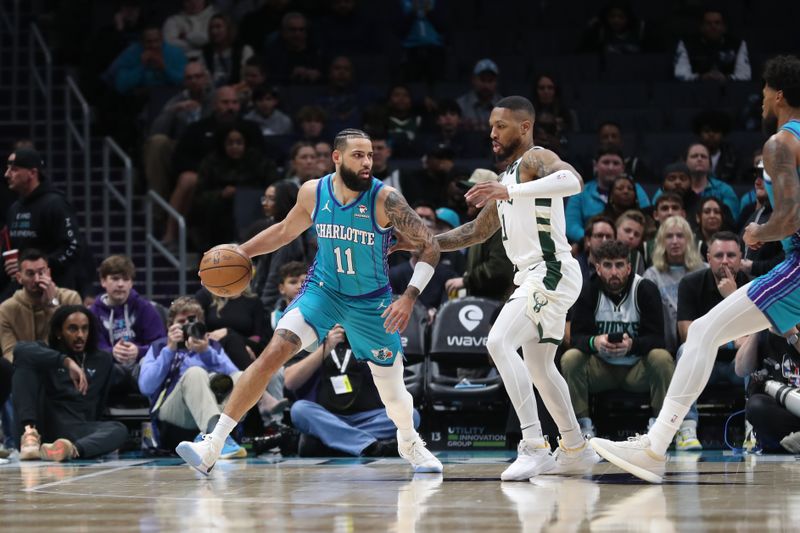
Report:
591,55,800,483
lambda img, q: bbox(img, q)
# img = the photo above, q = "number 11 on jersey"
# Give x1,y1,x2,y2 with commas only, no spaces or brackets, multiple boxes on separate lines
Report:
333,246,356,275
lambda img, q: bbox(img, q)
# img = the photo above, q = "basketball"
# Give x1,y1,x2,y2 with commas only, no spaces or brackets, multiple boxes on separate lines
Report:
198,244,253,297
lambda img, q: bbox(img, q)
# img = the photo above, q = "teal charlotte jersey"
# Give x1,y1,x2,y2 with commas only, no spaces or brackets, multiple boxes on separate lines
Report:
762,119,800,252
747,119,800,333
285,174,401,366
308,174,392,297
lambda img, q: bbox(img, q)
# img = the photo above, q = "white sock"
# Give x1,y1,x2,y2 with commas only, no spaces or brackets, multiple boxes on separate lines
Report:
210,413,237,450
398,429,418,442
647,399,689,456
560,428,585,449
521,422,544,444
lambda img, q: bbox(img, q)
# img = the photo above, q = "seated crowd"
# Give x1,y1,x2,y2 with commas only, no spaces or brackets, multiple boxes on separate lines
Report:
1,1,797,461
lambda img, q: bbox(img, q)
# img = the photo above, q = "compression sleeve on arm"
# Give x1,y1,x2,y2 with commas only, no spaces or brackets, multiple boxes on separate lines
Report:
506,169,582,199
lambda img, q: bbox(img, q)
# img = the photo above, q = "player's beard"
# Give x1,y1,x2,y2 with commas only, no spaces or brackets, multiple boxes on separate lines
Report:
762,112,778,135
339,162,371,192
495,136,522,163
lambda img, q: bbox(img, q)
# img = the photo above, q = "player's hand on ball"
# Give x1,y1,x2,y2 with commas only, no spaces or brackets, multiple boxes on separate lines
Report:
465,181,509,208
382,295,413,333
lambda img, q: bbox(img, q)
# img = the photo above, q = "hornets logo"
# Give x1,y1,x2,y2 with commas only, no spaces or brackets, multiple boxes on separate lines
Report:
371,347,393,361
531,291,549,313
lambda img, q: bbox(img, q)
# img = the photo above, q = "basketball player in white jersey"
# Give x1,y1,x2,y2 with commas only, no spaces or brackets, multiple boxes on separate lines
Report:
398,96,600,480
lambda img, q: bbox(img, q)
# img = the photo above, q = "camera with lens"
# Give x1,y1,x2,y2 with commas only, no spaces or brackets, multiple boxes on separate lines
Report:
178,315,207,349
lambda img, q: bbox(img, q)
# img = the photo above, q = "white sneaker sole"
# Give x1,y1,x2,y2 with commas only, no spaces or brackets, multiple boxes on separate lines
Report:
176,442,215,476
590,440,663,484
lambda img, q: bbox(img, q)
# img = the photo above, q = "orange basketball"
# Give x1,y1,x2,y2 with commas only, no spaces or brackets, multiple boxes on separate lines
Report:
198,244,253,297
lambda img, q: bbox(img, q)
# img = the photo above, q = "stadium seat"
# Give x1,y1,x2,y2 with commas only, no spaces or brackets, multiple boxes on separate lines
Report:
425,297,503,404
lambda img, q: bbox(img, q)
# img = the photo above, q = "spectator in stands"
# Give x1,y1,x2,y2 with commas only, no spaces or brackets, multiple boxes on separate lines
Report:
643,216,705,354
532,110,564,155
562,240,672,438
615,210,648,276
420,99,483,159
579,0,656,54
234,56,268,111
643,191,688,266
384,84,424,157
285,141,320,184
402,143,456,207
164,85,264,246
594,121,652,182
3,148,88,298
263,12,323,83
674,231,749,450
163,0,216,61
440,169,514,301
285,324,420,457
457,59,502,132
738,160,784,277
15,305,128,462
89,255,166,396
674,7,751,81
565,145,650,242
294,105,328,144
603,176,642,223
252,188,314,314
316,56,365,132
692,110,739,184
652,161,699,216
138,296,246,458
113,24,187,95
531,74,576,134
144,61,214,199
399,0,447,84
738,150,763,223
695,196,735,257
194,125,277,248
244,85,293,137
576,215,616,284
736,328,800,453
371,132,403,193
268,261,307,333
0,249,82,360
315,141,335,175
200,13,253,87
684,142,739,220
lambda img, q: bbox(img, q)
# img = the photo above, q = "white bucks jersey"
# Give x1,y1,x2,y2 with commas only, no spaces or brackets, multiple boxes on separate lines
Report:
595,275,643,365
496,150,572,272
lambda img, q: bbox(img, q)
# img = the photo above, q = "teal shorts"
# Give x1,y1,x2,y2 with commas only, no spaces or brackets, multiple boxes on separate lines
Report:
285,281,401,366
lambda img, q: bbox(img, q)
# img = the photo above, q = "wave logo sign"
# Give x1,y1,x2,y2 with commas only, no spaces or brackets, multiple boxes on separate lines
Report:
458,305,483,332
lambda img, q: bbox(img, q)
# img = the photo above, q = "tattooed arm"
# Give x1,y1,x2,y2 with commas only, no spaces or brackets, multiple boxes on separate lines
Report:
378,187,440,332
744,133,800,247
464,148,583,208
436,201,501,252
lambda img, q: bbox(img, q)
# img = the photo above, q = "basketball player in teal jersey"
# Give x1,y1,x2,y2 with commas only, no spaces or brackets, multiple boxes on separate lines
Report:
591,55,800,483
177,129,443,474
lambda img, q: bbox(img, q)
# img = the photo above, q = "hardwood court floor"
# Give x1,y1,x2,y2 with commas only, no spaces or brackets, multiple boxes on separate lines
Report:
1,451,799,531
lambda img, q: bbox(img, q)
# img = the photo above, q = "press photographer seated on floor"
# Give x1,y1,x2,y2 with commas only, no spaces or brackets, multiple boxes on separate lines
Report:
736,326,800,453
284,325,421,457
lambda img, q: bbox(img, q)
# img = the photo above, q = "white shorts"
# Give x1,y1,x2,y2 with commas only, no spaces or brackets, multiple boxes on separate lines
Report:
509,254,583,343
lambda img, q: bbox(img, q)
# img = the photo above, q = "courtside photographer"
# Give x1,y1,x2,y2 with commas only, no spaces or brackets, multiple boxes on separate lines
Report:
735,326,800,453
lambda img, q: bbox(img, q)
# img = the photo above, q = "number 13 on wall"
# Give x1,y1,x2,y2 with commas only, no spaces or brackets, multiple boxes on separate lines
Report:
333,246,356,275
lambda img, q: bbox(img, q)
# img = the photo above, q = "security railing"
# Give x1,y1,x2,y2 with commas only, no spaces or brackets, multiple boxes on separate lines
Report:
145,191,187,298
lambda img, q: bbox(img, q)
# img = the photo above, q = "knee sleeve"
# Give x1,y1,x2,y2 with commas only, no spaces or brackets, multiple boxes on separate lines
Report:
369,358,415,431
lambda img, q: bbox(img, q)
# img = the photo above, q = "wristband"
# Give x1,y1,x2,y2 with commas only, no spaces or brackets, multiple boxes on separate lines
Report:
589,336,596,352
408,261,435,293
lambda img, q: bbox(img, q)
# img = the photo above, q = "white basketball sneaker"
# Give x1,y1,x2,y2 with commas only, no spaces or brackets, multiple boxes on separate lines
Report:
546,437,601,475
397,432,443,473
590,435,667,484
500,439,556,481
176,434,221,476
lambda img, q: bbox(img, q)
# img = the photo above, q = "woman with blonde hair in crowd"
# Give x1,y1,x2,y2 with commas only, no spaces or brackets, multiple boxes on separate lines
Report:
643,215,705,354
